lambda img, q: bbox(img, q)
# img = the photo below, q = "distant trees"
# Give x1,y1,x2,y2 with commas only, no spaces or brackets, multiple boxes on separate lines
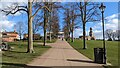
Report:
16,21,26,40
105,29,113,41
116,30,120,40
50,3,61,39
63,3,79,42
105,29,120,41
32,14,42,40
42,2,60,46
46,2,60,41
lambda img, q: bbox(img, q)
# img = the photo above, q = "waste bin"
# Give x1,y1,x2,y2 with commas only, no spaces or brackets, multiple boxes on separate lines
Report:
94,48,104,64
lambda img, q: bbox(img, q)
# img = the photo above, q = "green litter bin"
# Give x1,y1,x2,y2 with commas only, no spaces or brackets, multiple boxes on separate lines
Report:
94,48,104,64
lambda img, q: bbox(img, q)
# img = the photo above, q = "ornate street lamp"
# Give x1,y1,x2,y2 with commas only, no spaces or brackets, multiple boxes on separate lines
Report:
99,3,106,64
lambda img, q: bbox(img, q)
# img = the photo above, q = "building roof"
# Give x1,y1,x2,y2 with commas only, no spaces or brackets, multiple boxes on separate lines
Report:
2,31,18,34
6,32,18,34
2,35,17,38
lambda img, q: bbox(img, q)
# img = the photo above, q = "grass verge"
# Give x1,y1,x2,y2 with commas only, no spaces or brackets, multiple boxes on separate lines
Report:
69,40,118,66
33,39,57,43
2,41,51,68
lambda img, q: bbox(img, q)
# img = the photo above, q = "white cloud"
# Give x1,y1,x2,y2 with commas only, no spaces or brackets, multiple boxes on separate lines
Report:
93,13,119,39
94,30,103,39
0,20,15,32
0,5,15,32
105,13,118,20
105,13,118,30
73,28,82,38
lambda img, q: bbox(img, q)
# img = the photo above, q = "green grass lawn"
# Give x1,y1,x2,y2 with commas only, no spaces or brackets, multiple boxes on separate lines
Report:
21,39,57,43
33,39,57,43
2,41,51,68
69,40,118,66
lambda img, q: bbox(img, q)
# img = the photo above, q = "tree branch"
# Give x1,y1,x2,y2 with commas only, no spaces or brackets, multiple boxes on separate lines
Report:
1,5,28,16
32,6,51,18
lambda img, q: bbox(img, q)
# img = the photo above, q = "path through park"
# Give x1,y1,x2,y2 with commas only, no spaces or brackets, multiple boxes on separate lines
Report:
27,39,103,68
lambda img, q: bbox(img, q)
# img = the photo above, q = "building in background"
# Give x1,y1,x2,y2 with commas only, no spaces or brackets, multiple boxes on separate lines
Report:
2,30,19,42
46,32,64,39
23,34,41,40
79,27,96,40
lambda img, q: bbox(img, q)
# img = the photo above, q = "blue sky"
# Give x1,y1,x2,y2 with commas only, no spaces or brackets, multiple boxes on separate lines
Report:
74,2,119,39
0,2,119,39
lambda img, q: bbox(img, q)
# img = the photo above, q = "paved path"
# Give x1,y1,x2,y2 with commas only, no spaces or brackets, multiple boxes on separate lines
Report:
27,40,103,68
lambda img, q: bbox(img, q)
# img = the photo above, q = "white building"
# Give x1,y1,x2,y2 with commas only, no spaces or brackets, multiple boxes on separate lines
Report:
46,32,64,39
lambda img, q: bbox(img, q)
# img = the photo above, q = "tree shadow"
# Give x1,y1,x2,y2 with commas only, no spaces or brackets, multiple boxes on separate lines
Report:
9,51,27,53
2,62,52,68
2,62,26,67
67,59,95,63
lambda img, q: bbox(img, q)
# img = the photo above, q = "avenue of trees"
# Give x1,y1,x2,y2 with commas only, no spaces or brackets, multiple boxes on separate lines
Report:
1,1,110,53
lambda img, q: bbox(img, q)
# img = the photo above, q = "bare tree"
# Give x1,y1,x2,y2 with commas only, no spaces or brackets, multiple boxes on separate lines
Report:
16,21,25,40
32,14,43,40
77,2,100,49
63,3,79,42
112,32,117,41
105,29,113,41
1,1,50,53
69,3,79,42
63,8,71,41
42,2,61,43
63,25,69,40
116,30,120,40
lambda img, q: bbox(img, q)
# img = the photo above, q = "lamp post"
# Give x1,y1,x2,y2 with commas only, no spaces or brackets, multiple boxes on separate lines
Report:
99,3,106,64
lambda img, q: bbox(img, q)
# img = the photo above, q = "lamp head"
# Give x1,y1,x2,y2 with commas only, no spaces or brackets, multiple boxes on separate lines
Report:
99,3,106,13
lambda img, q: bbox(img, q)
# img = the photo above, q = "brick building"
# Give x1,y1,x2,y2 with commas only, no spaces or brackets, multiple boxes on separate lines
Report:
2,30,19,42
23,34,41,40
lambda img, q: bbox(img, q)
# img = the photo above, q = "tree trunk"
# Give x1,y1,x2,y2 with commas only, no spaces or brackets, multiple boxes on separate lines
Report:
68,31,70,42
33,26,35,40
71,19,74,42
49,30,51,42
83,23,87,49
27,1,34,53
71,29,74,42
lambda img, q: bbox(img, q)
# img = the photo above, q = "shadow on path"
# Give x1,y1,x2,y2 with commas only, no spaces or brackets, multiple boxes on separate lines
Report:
67,59,95,63
2,62,105,68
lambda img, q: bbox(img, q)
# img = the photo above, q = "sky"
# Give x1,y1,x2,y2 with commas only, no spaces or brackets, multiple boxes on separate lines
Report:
74,2,119,39
0,2,119,39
